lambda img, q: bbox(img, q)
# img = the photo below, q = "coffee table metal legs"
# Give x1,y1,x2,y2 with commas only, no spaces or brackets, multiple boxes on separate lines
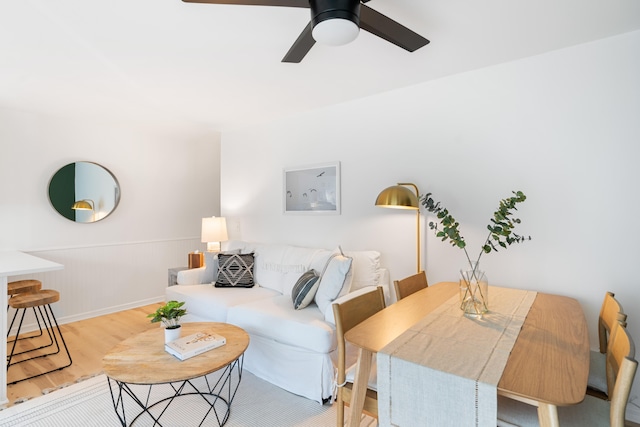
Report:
107,355,243,427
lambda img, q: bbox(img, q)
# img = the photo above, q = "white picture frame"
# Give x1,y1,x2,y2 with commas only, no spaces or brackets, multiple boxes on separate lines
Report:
283,161,341,215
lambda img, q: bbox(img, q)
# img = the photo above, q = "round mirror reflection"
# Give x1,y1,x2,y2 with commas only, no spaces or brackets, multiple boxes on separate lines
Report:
48,161,121,223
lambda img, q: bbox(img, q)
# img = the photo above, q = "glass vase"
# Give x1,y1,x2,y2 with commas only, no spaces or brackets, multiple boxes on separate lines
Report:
459,262,489,318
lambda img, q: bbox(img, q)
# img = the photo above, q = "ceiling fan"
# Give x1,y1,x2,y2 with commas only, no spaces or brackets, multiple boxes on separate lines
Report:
182,0,429,63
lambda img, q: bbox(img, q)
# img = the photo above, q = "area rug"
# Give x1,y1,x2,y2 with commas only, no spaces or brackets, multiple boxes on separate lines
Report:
0,371,376,426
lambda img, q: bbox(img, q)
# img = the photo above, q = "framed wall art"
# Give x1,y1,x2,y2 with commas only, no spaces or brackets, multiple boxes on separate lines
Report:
283,161,341,214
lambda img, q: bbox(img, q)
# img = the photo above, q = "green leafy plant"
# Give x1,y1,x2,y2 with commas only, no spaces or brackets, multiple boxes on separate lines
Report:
147,300,187,329
420,190,531,312
421,190,530,258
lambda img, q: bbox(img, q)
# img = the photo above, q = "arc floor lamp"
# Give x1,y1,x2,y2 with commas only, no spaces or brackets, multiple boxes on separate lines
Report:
375,183,421,273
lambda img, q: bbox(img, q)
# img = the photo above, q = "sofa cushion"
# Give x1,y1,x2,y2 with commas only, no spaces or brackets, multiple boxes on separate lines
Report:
201,250,241,284
227,295,336,354
291,270,321,310
202,251,217,284
166,284,279,322
215,253,255,288
251,244,331,296
314,252,353,315
344,250,381,291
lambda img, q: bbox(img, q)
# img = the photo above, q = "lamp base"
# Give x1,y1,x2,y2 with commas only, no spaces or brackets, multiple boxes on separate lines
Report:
206,242,221,252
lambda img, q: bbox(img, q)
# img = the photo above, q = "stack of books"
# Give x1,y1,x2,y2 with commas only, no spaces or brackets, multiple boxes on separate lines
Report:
165,331,226,361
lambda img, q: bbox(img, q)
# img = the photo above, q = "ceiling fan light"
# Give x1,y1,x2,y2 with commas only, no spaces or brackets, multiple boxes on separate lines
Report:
310,0,361,46
312,18,359,46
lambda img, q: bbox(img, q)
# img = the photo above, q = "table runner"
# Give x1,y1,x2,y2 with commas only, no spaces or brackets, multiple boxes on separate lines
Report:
377,286,537,427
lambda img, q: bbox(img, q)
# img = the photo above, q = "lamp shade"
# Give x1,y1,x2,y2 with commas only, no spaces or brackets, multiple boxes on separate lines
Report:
201,217,229,244
375,186,419,209
71,199,94,210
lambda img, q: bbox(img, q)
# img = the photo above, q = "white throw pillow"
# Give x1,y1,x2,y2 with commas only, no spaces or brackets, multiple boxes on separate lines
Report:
314,252,353,314
202,251,218,284
344,250,381,291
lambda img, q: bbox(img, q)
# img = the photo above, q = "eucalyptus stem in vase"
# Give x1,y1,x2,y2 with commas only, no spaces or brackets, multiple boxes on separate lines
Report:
420,190,531,316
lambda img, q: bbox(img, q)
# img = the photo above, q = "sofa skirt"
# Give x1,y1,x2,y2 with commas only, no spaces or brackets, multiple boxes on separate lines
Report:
242,333,335,404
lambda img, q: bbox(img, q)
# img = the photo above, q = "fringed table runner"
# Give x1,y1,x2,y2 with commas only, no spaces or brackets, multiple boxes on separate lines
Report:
378,286,537,427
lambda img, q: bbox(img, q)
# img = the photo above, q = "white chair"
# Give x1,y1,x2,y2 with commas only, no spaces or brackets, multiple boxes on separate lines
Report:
332,287,385,426
588,291,627,399
497,320,637,427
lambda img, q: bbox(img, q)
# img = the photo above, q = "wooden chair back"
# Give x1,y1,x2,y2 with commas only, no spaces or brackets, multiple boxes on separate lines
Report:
332,287,386,425
598,292,627,353
393,270,428,301
606,320,637,427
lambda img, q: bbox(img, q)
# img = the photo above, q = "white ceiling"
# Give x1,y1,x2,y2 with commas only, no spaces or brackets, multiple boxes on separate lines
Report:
2,0,640,131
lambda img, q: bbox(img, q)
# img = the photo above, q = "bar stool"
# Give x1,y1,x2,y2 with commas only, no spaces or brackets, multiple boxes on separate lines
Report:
7,289,72,385
7,279,45,341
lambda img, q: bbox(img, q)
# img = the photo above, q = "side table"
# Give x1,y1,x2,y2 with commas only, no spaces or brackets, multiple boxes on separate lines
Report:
102,322,249,427
167,267,188,286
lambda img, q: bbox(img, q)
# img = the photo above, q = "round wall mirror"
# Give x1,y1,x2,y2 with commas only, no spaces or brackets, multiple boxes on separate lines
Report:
48,161,121,223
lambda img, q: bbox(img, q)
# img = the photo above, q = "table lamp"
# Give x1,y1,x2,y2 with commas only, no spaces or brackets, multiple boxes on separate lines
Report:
201,216,228,253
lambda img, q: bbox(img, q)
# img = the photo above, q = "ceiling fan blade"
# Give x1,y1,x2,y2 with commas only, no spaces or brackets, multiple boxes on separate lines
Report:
359,5,429,52
182,0,309,7
282,23,316,63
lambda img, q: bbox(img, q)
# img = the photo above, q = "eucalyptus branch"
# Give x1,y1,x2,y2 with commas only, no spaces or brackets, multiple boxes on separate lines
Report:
420,190,531,293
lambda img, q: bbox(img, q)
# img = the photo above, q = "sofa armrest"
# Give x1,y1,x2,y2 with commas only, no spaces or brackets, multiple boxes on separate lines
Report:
177,267,207,285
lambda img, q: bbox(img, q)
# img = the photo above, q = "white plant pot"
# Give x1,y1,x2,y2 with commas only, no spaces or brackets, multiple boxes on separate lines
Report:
165,326,181,343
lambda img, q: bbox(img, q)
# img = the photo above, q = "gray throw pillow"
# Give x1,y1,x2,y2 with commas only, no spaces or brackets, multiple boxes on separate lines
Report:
291,270,320,310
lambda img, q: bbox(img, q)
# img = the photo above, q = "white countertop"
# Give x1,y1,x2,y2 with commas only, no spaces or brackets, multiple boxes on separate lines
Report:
0,250,63,276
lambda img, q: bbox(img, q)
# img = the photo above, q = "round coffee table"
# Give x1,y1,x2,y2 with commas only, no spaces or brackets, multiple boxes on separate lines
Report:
103,322,249,427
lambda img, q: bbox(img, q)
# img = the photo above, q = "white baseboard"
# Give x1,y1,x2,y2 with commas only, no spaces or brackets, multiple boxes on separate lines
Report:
8,296,164,336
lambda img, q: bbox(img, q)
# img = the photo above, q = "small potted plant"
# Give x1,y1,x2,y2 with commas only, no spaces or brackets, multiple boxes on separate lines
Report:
148,300,187,343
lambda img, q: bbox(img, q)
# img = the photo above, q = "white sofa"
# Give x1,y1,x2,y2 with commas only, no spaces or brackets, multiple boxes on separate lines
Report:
166,240,390,403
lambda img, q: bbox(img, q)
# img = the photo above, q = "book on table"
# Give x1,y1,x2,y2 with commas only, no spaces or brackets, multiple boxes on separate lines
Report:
165,331,226,361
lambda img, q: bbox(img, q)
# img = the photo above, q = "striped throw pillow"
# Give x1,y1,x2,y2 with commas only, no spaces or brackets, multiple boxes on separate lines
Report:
291,270,320,310
215,253,255,288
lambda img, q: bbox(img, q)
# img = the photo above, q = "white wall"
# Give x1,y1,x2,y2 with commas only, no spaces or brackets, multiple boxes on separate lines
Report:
222,30,640,419
0,108,222,322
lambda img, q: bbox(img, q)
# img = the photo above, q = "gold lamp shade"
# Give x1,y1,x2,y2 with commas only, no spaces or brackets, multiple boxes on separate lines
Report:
71,199,94,210
375,185,419,209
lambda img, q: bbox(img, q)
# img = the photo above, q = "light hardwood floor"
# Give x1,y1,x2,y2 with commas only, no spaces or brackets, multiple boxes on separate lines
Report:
5,302,162,407
4,303,640,427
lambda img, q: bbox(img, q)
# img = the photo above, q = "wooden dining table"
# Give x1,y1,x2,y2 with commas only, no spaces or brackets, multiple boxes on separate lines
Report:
344,281,589,427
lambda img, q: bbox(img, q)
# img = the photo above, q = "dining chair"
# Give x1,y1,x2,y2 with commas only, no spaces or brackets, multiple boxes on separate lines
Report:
393,270,428,301
588,291,628,400
332,286,386,426
497,320,637,427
